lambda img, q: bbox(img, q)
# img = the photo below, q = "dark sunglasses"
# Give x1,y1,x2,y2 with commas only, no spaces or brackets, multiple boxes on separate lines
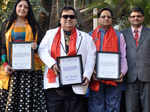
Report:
62,15,76,19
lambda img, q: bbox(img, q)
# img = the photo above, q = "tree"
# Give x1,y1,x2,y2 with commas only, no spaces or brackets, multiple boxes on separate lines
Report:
1,0,150,32
87,0,150,30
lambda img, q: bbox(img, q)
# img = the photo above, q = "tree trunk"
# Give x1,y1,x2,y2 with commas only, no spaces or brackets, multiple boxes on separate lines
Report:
74,0,78,9
39,0,52,32
64,0,73,6
49,0,60,28
81,0,86,9
40,0,52,12
93,8,98,29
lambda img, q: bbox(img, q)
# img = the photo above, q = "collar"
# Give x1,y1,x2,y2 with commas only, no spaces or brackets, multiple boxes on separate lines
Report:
64,30,71,36
131,25,143,34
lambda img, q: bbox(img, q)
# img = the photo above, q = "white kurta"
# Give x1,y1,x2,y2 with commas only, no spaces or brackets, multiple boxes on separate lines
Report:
38,27,96,95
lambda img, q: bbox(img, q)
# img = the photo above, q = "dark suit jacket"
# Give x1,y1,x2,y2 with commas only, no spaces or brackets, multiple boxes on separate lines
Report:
122,27,150,82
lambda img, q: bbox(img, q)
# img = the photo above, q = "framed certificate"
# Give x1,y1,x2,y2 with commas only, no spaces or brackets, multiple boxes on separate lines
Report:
96,51,120,80
57,55,83,86
9,42,34,70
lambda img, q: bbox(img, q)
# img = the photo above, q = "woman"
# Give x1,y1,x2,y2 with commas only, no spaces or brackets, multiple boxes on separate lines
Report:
1,0,46,111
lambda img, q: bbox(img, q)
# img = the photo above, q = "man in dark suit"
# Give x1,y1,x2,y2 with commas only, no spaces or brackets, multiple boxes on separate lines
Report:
122,7,150,112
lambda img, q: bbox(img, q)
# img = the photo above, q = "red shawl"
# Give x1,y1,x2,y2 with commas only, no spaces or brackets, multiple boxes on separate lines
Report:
47,27,77,83
90,26,119,92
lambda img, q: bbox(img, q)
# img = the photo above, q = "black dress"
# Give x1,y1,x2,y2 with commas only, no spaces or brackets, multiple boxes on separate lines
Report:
0,89,8,112
6,70,46,112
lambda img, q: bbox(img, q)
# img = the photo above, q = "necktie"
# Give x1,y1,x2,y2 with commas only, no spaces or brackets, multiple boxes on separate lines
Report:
134,30,139,47
64,35,70,53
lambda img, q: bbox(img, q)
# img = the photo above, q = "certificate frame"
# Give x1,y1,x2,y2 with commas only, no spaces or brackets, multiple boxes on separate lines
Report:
57,55,83,86
9,42,34,71
96,51,120,80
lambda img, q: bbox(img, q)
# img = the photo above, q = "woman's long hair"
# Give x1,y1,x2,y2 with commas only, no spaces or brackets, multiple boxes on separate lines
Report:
6,0,39,37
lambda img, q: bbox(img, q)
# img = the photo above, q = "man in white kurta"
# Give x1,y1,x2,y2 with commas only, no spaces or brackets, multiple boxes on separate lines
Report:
38,6,96,112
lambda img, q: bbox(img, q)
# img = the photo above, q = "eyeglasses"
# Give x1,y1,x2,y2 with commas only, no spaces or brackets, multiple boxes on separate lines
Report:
130,15,143,18
100,15,112,19
62,15,76,19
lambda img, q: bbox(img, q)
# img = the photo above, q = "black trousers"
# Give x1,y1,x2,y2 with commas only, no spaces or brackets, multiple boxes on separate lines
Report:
125,80,150,112
45,87,87,112
120,91,126,112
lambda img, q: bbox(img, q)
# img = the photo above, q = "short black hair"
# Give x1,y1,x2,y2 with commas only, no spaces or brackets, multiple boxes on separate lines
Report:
59,6,77,18
129,7,144,16
98,8,113,18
